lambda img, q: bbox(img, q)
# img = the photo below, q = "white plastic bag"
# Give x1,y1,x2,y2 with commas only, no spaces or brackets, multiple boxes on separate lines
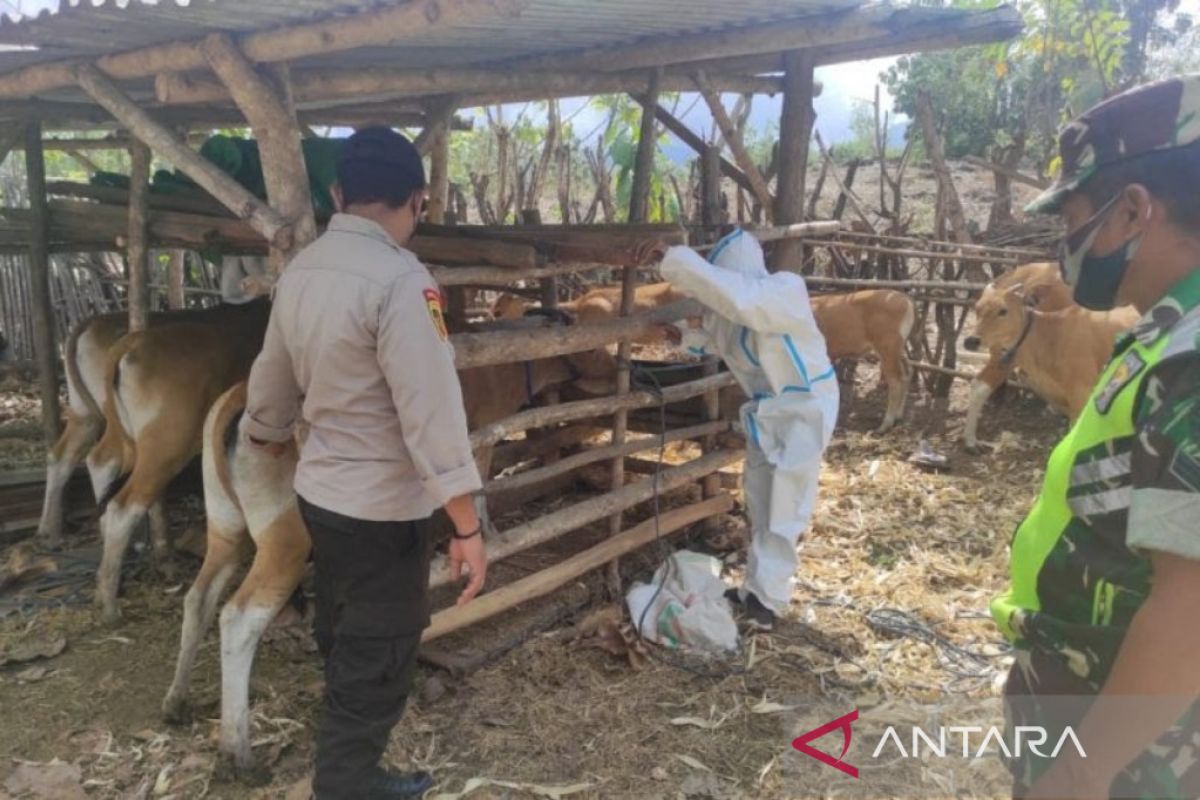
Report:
626,550,738,653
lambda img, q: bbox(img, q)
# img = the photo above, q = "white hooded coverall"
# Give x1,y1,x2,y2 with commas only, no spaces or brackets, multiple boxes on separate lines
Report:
660,230,839,613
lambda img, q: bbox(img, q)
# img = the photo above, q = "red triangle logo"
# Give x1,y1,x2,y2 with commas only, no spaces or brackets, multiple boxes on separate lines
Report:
792,709,859,778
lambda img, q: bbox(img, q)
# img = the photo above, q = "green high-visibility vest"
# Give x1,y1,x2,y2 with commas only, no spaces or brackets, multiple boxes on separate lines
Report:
992,332,1169,650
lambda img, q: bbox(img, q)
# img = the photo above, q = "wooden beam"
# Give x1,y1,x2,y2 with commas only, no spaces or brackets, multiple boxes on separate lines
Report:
166,251,186,310
628,72,661,224
695,69,774,223
701,144,723,228
24,123,61,447
485,422,728,497
424,492,733,640
813,132,874,231
157,66,783,107
126,142,151,332
74,64,294,250
916,90,970,246
469,373,737,450
0,0,528,99
201,33,318,263
426,119,452,226
771,51,816,271
651,103,756,198
962,155,1049,189
429,450,740,589
450,298,703,370
0,124,24,166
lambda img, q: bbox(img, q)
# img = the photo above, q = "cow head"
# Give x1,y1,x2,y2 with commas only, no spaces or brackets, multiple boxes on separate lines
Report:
967,282,1042,353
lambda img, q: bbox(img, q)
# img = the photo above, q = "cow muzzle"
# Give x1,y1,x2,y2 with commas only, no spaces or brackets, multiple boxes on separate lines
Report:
963,336,982,352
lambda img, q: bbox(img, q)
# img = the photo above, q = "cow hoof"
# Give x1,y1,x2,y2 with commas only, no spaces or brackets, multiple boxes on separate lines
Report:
214,752,270,786
964,442,992,456
35,532,64,551
95,605,123,627
161,696,192,725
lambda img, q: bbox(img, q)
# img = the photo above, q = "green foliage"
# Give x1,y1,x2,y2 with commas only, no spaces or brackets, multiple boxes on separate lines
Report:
882,0,1180,174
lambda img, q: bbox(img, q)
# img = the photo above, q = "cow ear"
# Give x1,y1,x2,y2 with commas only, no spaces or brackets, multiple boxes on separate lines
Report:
1024,284,1050,307
1004,282,1025,301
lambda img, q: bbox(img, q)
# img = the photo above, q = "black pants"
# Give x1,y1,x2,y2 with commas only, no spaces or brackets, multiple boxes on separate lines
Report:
299,497,432,800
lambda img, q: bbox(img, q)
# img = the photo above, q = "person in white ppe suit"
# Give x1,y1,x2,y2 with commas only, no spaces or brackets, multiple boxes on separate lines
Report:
644,229,839,630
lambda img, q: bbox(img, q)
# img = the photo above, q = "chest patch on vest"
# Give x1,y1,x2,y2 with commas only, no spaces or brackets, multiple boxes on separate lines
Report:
424,288,449,342
1169,442,1200,493
1095,350,1147,415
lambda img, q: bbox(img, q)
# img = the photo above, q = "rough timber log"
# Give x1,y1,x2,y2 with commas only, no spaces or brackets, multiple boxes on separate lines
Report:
0,0,528,99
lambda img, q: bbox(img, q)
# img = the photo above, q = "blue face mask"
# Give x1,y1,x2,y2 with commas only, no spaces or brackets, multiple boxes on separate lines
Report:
1058,193,1143,312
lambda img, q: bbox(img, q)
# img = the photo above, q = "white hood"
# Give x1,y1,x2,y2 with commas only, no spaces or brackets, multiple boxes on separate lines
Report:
709,229,767,278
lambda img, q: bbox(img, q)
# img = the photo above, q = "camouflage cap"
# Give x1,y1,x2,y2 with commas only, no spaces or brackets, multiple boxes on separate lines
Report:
1027,74,1200,214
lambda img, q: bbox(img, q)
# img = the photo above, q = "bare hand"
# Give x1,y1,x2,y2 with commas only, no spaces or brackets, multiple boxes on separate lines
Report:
449,532,487,605
631,239,669,266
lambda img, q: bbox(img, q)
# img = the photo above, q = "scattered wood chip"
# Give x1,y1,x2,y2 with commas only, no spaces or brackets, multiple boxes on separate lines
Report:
673,753,713,773
750,700,796,715
430,777,594,800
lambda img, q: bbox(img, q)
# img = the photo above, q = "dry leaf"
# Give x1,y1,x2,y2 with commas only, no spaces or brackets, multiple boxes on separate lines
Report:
670,716,724,730
750,700,796,715
430,777,594,800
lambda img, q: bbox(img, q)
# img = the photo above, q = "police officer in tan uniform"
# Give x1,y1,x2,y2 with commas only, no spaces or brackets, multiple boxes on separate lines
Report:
241,127,486,800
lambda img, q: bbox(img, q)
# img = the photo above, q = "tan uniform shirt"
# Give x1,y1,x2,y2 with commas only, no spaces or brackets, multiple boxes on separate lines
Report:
240,213,481,521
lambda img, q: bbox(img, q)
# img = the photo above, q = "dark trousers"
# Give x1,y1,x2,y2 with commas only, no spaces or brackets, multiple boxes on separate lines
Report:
298,497,432,800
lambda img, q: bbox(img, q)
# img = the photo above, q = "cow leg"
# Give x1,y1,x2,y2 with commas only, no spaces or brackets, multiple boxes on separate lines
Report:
964,362,1007,453
219,508,310,772
162,525,243,723
37,411,101,548
875,346,911,434
95,428,191,624
148,499,174,580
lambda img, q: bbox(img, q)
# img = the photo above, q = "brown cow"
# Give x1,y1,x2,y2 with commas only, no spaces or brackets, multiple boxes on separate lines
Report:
90,301,271,624
37,309,217,546
963,281,1138,449
961,262,1076,450
162,332,616,770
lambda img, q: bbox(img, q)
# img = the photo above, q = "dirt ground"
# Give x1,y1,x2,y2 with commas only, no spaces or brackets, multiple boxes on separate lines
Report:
0,359,1064,800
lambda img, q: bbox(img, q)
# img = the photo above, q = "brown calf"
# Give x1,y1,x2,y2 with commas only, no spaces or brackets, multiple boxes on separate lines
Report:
162,336,616,770
963,282,1138,449
90,300,271,624
811,290,915,432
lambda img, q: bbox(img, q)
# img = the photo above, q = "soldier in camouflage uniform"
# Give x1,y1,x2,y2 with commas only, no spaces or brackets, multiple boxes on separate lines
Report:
992,75,1200,798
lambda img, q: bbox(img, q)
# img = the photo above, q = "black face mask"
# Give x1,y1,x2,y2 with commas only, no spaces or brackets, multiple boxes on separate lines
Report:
1058,193,1144,312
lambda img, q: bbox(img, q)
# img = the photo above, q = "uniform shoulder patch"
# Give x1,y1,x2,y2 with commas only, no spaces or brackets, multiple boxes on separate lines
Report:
1095,350,1147,415
423,287,449,342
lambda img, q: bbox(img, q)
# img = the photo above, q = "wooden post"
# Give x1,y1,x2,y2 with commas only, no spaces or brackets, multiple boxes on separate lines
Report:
75,64,293,250
695,70,774,223
772,51,816,272
426,104,452,226
24,123,61,446
628,71,661,223
701,144,722,229
126,141,151,332
166,251,186,310
201,34,317,266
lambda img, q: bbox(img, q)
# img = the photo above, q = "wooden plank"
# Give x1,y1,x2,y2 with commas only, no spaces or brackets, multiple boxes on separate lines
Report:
424,493,733,640
772,50,816,270
429,450,741,589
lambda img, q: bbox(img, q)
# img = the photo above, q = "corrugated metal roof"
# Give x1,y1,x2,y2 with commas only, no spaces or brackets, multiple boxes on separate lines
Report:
0,0,862,73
